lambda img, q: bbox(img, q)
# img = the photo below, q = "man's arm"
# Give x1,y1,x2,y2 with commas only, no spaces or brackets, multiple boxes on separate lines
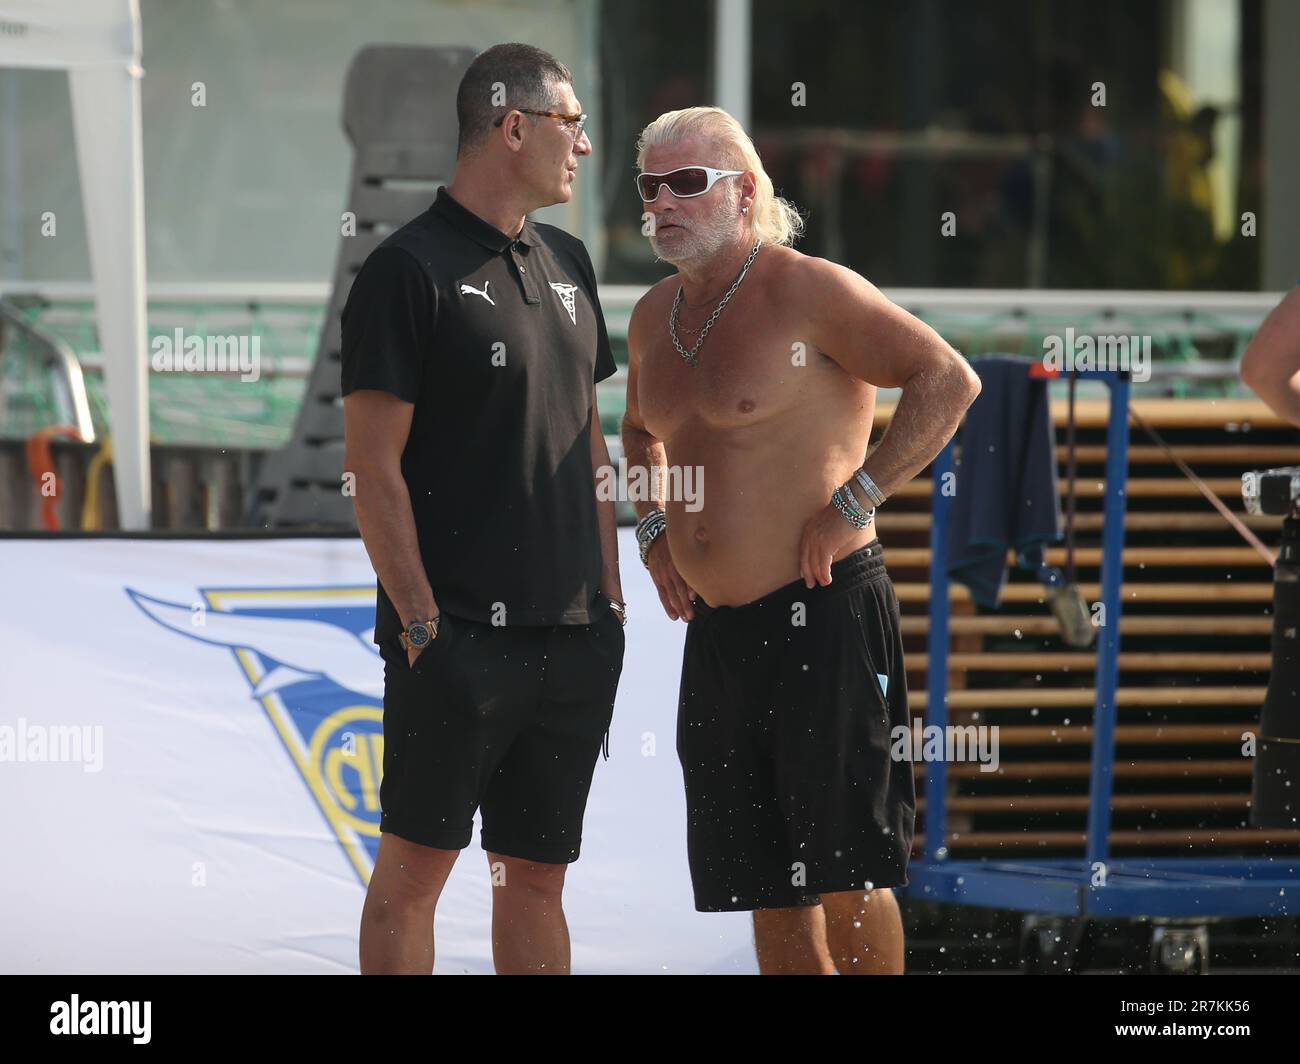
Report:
589,390,623,607
794,257,981,586
343,389,437,662
802,256,980,495
338,244,440,656
621,299,696,620
620,302,668,520
1240,287,1300,428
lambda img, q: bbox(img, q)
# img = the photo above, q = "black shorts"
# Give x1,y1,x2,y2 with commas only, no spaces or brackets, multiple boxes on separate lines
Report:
378,594,624,864
676,540,915,912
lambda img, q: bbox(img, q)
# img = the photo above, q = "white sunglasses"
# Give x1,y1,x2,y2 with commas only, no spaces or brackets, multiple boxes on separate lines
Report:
636,165,744,202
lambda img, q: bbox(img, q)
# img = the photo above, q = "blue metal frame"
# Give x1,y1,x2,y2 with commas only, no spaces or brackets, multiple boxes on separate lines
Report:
904,368,1299,919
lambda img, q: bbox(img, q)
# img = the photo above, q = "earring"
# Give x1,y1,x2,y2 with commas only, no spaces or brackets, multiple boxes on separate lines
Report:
741,205,750,215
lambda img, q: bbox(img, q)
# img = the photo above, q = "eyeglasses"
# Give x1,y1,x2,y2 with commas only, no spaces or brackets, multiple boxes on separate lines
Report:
635,166,744,202
494,108,588,142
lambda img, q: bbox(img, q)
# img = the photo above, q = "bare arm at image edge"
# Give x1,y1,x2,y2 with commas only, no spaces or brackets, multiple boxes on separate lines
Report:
1240,285,1300,429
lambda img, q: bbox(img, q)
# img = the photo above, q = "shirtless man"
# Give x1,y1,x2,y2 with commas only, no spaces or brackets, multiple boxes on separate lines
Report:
621,107,980,975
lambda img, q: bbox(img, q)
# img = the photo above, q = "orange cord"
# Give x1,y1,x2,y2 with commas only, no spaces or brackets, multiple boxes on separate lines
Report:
24,426,85,530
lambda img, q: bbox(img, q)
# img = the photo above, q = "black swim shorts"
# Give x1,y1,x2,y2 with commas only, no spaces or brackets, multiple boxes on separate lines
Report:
676,541,915,911
378,592,624,863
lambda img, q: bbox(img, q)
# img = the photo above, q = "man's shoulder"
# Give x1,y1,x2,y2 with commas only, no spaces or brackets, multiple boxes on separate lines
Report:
370,209,442,266
528,217,574,240
528,221,599,284
762,246,878,309
761,243,838,286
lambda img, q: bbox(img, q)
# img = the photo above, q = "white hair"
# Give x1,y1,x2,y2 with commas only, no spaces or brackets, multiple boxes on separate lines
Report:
635,106,805,246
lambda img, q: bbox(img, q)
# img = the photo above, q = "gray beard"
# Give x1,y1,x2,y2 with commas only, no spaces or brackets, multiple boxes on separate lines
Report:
650,222,736,268
649,187,741,267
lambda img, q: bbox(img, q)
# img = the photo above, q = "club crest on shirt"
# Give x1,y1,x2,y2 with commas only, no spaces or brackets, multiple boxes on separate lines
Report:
549,282,579,324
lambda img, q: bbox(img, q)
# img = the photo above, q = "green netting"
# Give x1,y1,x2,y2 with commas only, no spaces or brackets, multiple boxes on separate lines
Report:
0,298,1262,450
2,299,318,448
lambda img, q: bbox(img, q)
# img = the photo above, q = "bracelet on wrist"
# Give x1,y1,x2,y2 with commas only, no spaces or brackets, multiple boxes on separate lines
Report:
853,468,887,508
831,483,874,529
635,507,668,567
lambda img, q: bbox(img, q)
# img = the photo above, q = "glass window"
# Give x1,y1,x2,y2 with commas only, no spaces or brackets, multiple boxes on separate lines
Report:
601,0,1263,290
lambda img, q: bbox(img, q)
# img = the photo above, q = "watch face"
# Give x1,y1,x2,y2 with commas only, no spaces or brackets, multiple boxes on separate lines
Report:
407,622,432,648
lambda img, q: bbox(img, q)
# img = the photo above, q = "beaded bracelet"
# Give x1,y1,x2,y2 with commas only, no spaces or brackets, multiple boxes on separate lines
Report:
831,483,875,529
636,508,667,567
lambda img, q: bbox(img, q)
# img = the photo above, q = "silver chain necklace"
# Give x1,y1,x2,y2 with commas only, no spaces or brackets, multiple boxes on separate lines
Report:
669,240,762,368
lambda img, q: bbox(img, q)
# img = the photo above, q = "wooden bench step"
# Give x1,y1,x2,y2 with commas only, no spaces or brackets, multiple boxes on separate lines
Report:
934,759,1252,779
893,478,1248,498
906,723,1258,744
875,397,1291,429
919,793,1250,813
912,828,1300,849
894,582,1271,604
910,652,1271,671
881,512,1276,532
1061,444,1300,464
886,546,1269,567
909,687,1265,710
898,615,1272,636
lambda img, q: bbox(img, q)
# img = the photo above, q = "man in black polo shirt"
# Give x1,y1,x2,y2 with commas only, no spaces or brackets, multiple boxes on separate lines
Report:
342,43,625,975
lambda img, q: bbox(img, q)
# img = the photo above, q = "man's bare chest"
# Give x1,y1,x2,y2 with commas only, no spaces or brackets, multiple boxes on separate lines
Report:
638,308,828,437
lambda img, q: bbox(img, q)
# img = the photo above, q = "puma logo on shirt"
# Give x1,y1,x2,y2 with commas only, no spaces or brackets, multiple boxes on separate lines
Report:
459,280,495,305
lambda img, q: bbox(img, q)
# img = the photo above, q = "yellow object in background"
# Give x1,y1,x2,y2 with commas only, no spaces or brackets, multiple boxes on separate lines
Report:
80,436,114,531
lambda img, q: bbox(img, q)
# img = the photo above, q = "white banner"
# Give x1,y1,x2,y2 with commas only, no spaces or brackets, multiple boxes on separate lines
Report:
0,530,758,974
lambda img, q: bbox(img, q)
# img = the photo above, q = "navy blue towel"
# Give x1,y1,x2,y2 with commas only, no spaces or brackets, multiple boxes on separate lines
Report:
947,356,1063,608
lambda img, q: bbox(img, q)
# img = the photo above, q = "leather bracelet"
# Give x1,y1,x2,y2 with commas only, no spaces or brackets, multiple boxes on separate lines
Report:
853,468,886,507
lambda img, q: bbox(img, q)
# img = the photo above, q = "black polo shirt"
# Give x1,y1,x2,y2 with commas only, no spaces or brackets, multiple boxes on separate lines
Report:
340,186,617,647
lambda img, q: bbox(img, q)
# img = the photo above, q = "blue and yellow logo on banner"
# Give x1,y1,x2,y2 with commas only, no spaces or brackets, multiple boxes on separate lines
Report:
128,585,385,887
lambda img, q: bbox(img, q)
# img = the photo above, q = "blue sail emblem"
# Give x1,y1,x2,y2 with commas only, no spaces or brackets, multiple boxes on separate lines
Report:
127,584,385,887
